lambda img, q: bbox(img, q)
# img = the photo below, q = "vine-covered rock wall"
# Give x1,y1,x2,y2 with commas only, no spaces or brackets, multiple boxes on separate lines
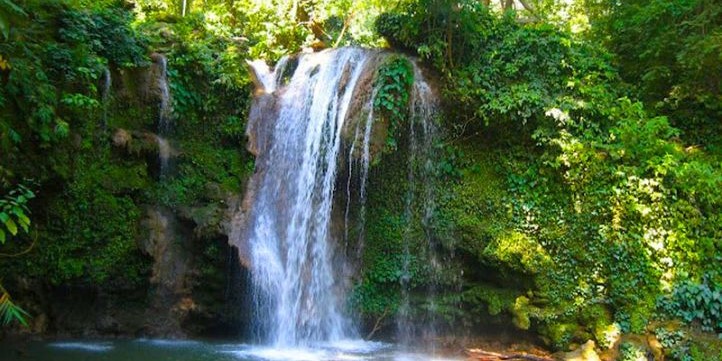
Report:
0,2,254,338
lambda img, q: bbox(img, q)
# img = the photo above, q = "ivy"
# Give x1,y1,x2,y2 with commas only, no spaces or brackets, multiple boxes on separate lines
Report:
660,280,722,334
373,56,414,151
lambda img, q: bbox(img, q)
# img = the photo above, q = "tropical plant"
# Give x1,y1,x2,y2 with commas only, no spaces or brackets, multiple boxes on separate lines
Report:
0,183,34,326
0,283,28,326
0,184,33,244
0,0,26,40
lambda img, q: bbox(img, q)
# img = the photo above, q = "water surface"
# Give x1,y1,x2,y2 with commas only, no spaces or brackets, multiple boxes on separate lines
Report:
1,339,461,361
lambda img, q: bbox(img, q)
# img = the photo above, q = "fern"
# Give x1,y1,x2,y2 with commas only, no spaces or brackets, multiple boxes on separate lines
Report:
0,284,29,326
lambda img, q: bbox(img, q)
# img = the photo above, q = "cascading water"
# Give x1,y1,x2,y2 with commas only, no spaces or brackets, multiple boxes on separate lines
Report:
237,47,442,353
242,48,376,347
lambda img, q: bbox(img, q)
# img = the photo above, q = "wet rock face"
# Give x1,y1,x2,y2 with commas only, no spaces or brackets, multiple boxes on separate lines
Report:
146,53,172,109
245,93,278,158
140,208,190,293
228,91,278,268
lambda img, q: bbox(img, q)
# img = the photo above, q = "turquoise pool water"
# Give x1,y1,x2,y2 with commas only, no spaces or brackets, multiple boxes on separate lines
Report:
0,339,461,361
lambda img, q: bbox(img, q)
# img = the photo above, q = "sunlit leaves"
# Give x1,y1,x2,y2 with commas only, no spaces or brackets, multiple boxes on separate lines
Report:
374,56,414,151
590,0,722,147
0,184,34,244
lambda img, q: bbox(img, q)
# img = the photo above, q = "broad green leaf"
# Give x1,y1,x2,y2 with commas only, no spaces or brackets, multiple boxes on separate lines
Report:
0,15,8,39
16,213,30,228
4,217,17,235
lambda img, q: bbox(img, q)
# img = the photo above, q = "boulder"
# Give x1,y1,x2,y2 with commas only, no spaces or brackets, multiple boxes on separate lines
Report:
563,340,601,361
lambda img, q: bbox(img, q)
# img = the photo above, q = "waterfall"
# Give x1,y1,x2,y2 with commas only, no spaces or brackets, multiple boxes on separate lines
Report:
239,47,440,349
243,48,375,346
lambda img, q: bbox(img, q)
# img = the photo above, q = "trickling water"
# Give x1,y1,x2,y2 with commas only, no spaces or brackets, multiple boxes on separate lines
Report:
343,117,362,249
411,62,441,348
343,87,378,260
157,55,172,136
397,88,418,348
156,135,171,177
397,62,441,348
101,68,112,128
153,54,173,178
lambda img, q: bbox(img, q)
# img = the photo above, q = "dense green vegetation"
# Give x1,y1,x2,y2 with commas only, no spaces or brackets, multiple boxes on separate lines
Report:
1,0,721,359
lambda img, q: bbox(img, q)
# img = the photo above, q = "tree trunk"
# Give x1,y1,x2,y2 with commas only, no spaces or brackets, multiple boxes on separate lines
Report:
501,0,514,11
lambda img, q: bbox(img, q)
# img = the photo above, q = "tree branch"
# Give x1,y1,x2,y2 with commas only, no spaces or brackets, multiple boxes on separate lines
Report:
0,230,37,257
465,348,555,361
365,306,390,339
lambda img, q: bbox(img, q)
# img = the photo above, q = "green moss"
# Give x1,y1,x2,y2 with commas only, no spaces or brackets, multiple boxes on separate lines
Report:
543,322,582,350
457,283,517,317
512,296,533,330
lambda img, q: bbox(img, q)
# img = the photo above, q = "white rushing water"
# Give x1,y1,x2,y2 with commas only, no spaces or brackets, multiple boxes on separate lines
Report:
242,48,441,349
244,48,371,346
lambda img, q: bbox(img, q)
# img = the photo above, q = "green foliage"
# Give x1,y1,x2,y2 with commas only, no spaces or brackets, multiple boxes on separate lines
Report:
619,341,647,361
136,12,256,210
589,0,722,149
0,0,147,185
374,56,414,151
459,284,518,317
135,0,395,60
0,184,34,244
656,327,693,361
0,0,27,40
376,0,608,134
660,281,722,333
58,4,148,67
0,284,28,326
34,151,150,285
0,183,33,327
373,0,722,350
